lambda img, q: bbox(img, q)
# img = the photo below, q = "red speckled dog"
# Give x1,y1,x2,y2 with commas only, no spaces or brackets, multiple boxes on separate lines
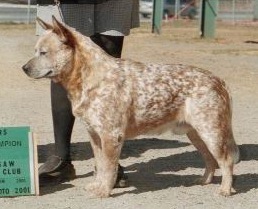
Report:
22,16,239,198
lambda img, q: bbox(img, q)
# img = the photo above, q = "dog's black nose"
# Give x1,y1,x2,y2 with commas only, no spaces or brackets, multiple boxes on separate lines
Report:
22,64,29,73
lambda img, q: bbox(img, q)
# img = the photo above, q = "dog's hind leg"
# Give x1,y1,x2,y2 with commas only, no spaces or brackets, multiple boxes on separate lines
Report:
87,131,123,198
187,129,218,185
210,129,239,196
194,127,239,196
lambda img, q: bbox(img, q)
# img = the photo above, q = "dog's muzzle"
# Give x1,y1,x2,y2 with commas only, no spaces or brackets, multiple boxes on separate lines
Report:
22,63,53,79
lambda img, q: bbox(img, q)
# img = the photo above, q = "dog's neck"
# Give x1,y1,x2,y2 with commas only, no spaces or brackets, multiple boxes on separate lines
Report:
57,32,119,102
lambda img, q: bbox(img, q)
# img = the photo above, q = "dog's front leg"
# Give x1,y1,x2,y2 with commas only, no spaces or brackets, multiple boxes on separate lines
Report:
87,134,123,198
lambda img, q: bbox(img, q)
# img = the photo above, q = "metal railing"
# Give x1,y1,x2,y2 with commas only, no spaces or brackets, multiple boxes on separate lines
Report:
0,3,36,23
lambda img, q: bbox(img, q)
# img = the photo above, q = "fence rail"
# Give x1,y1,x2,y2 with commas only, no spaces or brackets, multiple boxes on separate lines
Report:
0,3,36,23
0,0,257,24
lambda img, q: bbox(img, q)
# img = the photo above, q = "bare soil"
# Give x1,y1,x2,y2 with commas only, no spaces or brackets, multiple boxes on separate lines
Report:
0,20,258,209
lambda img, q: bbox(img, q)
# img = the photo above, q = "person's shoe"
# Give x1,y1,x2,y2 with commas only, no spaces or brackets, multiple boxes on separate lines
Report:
39,155,76,186
39,155,129,188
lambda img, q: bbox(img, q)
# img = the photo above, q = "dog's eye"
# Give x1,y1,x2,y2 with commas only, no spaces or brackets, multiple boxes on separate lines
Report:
40,51,47,56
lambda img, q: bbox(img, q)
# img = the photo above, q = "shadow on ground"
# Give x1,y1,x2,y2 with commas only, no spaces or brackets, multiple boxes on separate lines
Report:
38,140,258,196
37,138,191,163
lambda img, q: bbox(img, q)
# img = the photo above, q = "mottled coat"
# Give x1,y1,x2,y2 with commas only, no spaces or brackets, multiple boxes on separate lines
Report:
23,17,239,198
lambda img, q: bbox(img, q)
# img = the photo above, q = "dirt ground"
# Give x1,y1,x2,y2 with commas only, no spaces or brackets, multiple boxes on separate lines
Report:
0,20,258,208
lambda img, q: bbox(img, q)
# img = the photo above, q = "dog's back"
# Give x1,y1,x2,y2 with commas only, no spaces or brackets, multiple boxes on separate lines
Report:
111,61,231,138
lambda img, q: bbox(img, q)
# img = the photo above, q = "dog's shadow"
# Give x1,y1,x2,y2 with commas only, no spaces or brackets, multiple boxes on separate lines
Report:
38,138,191,163
116,144,258,196
38,141,258,196
40,183,75,196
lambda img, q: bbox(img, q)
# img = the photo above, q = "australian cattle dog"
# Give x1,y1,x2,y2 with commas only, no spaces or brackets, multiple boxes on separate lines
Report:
22,16,239,198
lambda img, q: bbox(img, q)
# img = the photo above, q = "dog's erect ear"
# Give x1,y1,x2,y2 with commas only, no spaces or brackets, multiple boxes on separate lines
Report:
36,17,54,30
51,15,77,48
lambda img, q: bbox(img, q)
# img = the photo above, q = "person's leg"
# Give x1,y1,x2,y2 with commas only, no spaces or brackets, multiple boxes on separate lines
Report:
51,81,75,163
90,34,124,58
38,82,76,184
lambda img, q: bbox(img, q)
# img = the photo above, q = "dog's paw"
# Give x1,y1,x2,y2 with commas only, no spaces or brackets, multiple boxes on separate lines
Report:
194,176,212,185
219,187,236,197
194,170,215,185
86,181,111,198
219,189,231,197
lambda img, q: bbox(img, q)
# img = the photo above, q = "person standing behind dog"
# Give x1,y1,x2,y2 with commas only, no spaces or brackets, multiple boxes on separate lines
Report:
37,0,139,187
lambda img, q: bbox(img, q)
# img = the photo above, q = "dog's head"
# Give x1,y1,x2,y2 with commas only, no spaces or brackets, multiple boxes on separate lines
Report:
22,16,77,81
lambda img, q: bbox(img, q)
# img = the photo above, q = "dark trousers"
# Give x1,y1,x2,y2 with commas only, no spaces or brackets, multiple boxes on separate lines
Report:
51,34,124,162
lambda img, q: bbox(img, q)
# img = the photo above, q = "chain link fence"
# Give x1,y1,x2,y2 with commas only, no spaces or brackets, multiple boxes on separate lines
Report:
178,0,256,22
217,0,256,22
